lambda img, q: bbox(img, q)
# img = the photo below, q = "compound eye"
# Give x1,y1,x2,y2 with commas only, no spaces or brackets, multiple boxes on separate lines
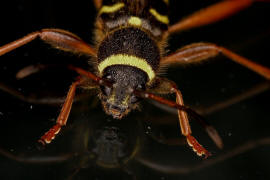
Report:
101,86,112,96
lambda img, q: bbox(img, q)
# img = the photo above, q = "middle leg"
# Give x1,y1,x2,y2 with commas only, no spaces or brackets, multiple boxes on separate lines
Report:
171,84,212,157
161,42,270,80
135,78,215,157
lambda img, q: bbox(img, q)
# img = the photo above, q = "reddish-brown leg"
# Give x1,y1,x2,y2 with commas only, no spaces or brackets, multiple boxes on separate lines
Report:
161,43,270,80
93,0,103,9
135,85,211,158
39,66,112,144
147,77,223,149
167,0,263,34
173,87,211,157
39,77,84,145
0,29,96,57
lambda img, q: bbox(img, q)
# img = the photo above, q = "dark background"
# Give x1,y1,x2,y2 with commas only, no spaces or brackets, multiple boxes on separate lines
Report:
0,0,270,180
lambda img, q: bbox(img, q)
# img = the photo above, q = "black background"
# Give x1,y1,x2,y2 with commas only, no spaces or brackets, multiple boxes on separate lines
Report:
0,0,270,180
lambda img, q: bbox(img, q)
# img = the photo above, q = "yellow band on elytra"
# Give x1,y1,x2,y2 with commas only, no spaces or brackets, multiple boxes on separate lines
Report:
99,3,125,15
149,8,169,24
98,54,155,82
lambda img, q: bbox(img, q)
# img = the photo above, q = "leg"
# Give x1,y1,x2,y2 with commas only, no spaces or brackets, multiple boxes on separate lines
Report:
147,77,223,149
93,0,103,9
0,29,96,57
167,0,262,34
135,80,213,157
39,77,84,144
173,87,212,157
39,66,111,144
161,42,270,80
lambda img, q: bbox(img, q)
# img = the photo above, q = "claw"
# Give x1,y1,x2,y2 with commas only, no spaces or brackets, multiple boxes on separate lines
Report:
186,135,211,158
39,124,61,145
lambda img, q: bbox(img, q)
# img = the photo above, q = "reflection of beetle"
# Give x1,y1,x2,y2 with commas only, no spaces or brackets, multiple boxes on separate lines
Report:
90,126,136,168
1,106,270,180
75,117,141,172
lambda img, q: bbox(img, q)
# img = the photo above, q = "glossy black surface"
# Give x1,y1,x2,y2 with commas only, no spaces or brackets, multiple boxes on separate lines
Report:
0,1,270,180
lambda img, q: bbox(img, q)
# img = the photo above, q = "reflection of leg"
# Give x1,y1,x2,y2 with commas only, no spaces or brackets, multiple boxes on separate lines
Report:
196,82,270,115
0,147,73,163
0,82,65,105
136,137,270,174
150,81,270,116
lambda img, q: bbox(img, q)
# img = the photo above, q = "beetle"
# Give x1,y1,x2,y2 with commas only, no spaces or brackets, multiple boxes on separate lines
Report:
0,0,270,158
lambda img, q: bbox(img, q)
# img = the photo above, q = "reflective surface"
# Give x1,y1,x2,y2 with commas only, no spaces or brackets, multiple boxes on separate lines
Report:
0,0,270,180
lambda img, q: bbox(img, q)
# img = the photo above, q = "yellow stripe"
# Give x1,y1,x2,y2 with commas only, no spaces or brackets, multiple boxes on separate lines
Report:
98,54,155,82
128,16,142,26
99,3,125,15
149,8,169,24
